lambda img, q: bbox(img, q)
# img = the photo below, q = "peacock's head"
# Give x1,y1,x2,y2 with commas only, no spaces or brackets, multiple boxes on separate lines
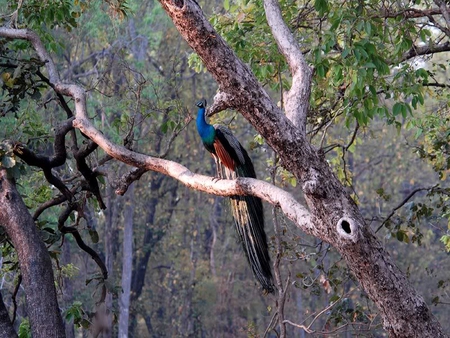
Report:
196,99,207,108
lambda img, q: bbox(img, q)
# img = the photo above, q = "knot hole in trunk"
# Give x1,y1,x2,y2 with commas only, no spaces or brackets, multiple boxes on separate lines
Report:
337,217,358,242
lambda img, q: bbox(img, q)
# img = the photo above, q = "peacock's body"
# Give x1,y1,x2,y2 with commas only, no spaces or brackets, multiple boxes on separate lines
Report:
196,99,274,293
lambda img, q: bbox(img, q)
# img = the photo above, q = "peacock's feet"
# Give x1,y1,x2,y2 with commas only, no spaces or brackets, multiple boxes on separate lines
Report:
211,176,222,183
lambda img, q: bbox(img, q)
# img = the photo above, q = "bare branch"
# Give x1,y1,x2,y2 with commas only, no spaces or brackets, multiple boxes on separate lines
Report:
263,0,312,133
434,0,450,31
283,294,341,334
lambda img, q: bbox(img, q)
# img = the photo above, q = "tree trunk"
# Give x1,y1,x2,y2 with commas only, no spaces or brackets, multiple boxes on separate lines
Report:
0,169,66,338
118,184,135,338
104,183,118,337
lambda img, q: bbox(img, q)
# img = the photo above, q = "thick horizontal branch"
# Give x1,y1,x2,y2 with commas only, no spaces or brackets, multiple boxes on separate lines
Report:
74,115,313,234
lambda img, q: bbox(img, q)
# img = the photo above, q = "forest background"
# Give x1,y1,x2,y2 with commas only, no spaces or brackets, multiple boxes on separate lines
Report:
1,0,450,337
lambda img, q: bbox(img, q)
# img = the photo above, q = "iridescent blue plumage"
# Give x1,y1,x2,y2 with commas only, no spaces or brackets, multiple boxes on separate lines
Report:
195,99,274,293
196,102,216,149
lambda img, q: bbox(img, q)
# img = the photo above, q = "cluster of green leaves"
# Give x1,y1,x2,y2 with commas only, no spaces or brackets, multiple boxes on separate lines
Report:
414,111,450,180
309,0,431,128
65,301,91,329
0,43,46,116
18,318,31,338
195,0,289,89
208,0,436,129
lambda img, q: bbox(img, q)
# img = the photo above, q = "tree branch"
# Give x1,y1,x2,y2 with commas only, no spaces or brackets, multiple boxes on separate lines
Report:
263,0,312,133
375,7,443,19
401,41,450,62
375,185,438,233
58,204,108,279
0,24,314,235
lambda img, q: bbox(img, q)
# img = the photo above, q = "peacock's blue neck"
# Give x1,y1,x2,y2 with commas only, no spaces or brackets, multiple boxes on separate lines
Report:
196,107,215,145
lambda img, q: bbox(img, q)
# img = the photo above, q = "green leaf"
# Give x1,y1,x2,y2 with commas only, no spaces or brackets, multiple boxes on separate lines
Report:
365,21,372,36
392,102,402,116
224,0,230,11
317,64,325,78
432,296,440,305
314,0,329,16
18,319,31,338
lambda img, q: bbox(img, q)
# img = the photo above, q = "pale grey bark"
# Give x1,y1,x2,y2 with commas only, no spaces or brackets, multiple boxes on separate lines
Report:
263,0,312,132
118,184,135,338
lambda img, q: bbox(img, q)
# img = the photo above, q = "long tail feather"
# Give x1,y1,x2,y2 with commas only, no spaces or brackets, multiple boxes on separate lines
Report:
223,164,274,293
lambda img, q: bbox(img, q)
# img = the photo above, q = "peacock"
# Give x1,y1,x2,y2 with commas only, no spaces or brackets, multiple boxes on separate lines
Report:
196,99,274,293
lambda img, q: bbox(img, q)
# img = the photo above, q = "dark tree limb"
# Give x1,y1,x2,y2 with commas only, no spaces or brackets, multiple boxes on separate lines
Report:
36,71,74,119
73,141,106,209
375,7,443,19
58,205,108,280
401,42,450,62
114,167,148,196
13,117,75,201
33,183,94,220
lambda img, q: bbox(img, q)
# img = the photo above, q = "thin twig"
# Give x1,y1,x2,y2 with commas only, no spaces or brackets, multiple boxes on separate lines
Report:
375,185,438,232
283,297,341,334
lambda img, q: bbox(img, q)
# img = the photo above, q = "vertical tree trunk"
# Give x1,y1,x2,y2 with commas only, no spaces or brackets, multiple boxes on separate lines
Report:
103,183,118,337
118,184,135,338
0,169,66,338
